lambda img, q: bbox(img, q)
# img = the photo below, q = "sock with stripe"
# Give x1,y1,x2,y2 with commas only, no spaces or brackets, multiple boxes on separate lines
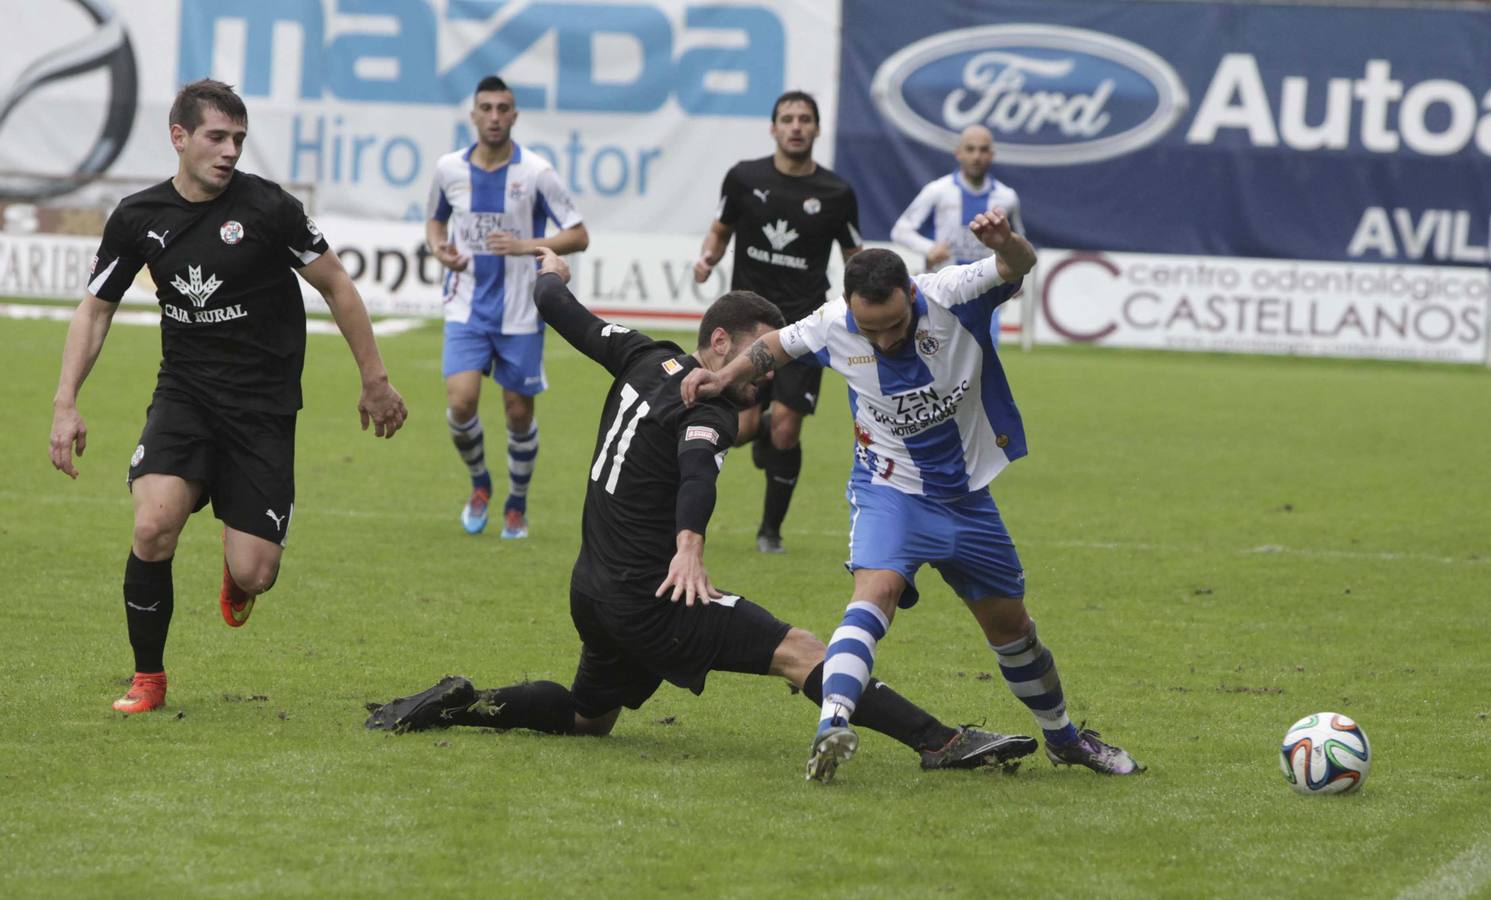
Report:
447,409,490,492
505,421,538,513
123,551,174,673
801,662,954,751
991,622,1078,746
444,680,575,734
817,600,890,736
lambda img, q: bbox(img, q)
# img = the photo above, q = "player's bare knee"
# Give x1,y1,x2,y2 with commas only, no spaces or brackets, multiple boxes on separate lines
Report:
975,597,1032,645
131,517,182,559
235,561,279,595
447,399,478,423
770,417,801,450
503,395,534,432
573,709,619,736
771,628,824,683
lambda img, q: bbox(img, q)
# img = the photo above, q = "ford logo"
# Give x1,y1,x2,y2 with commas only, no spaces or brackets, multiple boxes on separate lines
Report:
871,24,1187,166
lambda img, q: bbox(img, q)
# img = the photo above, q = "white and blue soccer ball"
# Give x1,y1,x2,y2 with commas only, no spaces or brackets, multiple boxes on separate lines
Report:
1280,712,1371,795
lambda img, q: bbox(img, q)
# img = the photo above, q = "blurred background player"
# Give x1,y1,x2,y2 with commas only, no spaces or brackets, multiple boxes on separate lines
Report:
891,125,1025,345
683,213,1142,781
693,90,862,553
367,248,1036,778
427,75,589,539
48,79,407,714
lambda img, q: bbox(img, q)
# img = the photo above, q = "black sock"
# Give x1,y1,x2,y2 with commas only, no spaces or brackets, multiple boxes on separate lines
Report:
123,551,174,673
759,444,801,536
801,662,955,751
445,681,576,734
750,409,773,470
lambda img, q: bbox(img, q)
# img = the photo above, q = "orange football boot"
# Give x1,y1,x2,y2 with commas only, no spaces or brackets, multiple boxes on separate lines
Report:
112,672,167,714
220,559,255,627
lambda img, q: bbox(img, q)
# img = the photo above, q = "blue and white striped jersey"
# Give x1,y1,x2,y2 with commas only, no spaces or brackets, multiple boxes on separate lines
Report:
427,143,582,333
891,172,1023,267
779,258,1025,498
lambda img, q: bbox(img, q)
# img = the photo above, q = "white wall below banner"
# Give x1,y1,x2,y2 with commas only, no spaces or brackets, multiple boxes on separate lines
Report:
292,217,933,334
1034,249,1491,365
10,221,1486,366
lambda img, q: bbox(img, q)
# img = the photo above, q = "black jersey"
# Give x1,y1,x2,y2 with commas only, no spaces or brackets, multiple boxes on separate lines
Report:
87,173,329,414
717,156,861,322
533,274,738,599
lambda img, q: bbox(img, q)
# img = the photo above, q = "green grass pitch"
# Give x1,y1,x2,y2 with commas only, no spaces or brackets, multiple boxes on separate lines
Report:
2,305,1489,897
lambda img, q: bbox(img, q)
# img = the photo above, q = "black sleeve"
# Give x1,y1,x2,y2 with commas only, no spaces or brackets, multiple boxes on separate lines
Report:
87,204,146,303
673,401,736,536
274,186,329,268
534,272,652,377
675,448,720,537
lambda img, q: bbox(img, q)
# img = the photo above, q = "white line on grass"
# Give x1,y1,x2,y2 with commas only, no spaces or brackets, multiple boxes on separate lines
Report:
0,302,424,336
1397,836,1491,900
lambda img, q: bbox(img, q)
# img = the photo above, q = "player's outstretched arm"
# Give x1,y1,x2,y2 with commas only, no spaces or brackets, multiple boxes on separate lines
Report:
970,209,1036,282
50,294,118,478
298,250,408,438
533,248,653,377
679,329,789,407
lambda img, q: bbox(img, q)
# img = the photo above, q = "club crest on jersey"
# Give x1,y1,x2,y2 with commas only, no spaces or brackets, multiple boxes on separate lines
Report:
508,181,529,201
220,220,244,245
802,197,822,215
915,330,941,355
661,358,683,375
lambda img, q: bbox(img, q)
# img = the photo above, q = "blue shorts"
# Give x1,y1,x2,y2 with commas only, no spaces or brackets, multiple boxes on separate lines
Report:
846,482,1025,606
442,322,547,395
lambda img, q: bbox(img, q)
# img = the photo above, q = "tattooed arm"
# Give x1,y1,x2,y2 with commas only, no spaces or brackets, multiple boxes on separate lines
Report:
680,330,792,407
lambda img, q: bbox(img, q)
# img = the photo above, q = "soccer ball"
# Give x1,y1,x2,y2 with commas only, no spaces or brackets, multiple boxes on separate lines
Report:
1280,712,1371,795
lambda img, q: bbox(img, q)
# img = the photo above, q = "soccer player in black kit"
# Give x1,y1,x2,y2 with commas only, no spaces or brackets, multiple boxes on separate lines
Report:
48,80,408,714
366,248,1036,780
693,90,863,553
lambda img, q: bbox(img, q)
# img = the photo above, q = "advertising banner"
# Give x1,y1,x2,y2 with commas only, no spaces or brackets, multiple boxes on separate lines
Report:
836,0,1491,266
1035,249,1490,364
0,0,839,232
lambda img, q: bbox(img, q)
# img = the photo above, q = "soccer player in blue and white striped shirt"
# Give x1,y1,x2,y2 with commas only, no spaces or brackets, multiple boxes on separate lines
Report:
891,126,1024,345
426,76,589,540
682,210,1144,781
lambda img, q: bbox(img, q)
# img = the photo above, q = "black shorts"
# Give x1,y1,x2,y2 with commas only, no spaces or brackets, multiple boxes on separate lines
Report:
127,391,297,546
567,583,792,719
761,357,822,415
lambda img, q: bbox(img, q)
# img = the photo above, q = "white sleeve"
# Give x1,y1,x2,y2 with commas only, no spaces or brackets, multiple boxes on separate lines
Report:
890,183,939,257
1008,188,1025,237
915,258,1006,307
536,167,583,228
778,301,840,359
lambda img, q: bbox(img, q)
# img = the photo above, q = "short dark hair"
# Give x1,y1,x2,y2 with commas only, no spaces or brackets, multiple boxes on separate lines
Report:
697,291,785,348
169,79,247,133
475,75,511,98
771,90,819,124
843,249,911,304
